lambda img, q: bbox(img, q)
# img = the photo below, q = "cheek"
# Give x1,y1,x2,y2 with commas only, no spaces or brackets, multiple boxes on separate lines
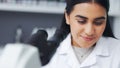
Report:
70,24,84,41
69,20,80,34
96,25,106,37
69,19,77,32
70,25,78,37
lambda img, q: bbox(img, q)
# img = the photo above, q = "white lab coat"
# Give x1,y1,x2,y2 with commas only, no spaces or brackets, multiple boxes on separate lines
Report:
42,34,120,68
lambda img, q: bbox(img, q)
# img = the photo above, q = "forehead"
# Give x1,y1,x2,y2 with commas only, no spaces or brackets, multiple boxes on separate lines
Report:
70,3,107,18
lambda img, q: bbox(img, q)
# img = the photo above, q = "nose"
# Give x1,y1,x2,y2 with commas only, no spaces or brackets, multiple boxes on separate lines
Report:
84,24,95,36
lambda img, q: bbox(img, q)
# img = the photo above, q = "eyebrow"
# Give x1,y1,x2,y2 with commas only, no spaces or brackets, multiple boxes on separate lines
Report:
75,15,88,19
75,15,106,20
95,17,106,20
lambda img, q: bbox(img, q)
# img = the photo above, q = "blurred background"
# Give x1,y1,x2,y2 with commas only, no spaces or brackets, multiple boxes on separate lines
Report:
0,0,120,45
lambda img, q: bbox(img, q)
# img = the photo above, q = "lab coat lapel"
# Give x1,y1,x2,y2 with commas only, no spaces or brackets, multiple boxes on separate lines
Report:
80,52,96,67
80,36,110,67
94,37,110,57
58,34,80,68
66,43,80,68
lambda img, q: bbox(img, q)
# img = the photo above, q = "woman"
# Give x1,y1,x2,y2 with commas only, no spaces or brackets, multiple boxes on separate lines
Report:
42,0,120,68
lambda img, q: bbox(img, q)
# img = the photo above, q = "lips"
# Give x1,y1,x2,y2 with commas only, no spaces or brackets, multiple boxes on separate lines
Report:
81,36,95,41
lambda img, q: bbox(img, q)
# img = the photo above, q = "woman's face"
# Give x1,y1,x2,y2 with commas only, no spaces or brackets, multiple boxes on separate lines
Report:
65,3,107,48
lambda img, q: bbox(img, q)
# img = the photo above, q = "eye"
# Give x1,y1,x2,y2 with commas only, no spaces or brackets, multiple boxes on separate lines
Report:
94,20,105,26
77,19,87,24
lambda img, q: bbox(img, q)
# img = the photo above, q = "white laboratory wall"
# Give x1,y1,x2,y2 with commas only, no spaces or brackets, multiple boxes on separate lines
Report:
109,0,120,39
113,17,120,39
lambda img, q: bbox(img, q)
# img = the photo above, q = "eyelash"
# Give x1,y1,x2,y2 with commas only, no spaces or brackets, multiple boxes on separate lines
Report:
94,21,104,26
77,20,87,24
77,20,104,26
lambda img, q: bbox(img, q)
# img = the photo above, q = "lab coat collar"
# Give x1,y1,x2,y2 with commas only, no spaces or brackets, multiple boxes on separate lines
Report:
94,36,110,57
57,34,110,67
58,34,110,57
58,34,72,55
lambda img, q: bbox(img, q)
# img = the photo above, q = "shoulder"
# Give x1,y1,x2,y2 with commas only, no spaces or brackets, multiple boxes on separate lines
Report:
101,36,120,53
100,36,120,46
97,36,120,53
